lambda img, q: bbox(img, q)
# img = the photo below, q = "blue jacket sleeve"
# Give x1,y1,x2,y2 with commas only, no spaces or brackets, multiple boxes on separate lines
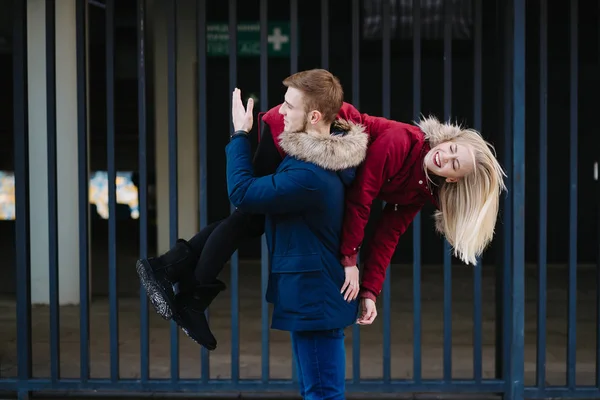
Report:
226,135,324,214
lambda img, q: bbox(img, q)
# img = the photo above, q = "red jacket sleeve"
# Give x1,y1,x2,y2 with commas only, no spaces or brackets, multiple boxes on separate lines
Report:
339,132,411,266
360,202,423,298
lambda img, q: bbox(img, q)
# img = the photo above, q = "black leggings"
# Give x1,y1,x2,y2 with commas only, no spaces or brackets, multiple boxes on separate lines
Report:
187,209,265,283
185,123,281,284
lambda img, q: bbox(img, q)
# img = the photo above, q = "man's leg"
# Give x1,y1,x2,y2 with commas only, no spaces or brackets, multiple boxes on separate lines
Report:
290,329,346,400
291,332,306,399
172,208,265,349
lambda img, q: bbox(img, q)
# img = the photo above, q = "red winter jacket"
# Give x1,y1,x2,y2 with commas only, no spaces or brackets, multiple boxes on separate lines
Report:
262,102,437,302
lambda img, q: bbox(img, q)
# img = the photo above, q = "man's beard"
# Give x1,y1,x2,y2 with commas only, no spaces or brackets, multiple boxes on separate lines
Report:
287,115,309,133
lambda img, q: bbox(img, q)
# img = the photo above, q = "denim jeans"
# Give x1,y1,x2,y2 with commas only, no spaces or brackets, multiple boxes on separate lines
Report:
291,328,346,400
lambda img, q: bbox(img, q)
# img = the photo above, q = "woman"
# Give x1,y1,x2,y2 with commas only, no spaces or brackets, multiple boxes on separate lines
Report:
336,115,507,324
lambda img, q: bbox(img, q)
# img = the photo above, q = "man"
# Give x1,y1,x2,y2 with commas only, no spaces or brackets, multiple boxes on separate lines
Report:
136,72,403,350
226,70,368,399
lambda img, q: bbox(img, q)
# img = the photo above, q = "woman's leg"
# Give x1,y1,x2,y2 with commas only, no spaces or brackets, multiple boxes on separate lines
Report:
135,219,223,320
172,208,265,350
194,208,265,283
290,329,346,400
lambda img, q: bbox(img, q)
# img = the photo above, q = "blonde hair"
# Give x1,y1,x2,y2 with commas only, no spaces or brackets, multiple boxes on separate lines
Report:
417,116,507,265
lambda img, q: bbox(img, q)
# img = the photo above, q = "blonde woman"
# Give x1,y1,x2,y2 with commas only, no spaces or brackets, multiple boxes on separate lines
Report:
336,115,507,325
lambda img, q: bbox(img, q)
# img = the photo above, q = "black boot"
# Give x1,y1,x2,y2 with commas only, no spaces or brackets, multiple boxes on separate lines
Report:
172,280,226,350
136,239,198,320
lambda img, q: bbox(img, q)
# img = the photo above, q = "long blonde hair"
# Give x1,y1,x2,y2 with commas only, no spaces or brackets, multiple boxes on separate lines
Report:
417,116,507,265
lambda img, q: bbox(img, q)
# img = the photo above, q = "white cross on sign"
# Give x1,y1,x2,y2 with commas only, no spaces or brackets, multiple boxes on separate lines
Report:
268,27,289,51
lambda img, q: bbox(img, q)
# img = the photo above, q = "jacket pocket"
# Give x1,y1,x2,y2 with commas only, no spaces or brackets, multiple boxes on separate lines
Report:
271,254,324,317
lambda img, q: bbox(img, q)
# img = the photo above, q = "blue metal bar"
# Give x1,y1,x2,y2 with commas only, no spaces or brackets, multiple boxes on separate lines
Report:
137,0,150,384
45,0,60,383
105,0,119,382
290,0,298,74
76,0,90,383
0,378,507,393
88,0,106,9
509,0,526,399
351,0,361,384
536,0,548,390
473,0,483,384
13,0,32,384
196,0,210,383
228,0,240,383
442,0,453,383
598,151,600,389
412,0,422,384
166,0,180,382
567,0,578,390
501,0,514,382
382,0,391,384
525,387,600,399
259,0,270,384
321,0,328,69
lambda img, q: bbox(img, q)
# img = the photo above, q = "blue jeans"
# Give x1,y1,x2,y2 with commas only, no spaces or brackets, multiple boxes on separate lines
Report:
291,328,346,400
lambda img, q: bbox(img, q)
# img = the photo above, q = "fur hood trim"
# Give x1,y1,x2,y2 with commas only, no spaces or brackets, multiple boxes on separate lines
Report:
278,119,369,171
416,115,465,147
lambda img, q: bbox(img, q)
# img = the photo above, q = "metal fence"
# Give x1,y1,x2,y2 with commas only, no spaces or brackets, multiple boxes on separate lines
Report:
3,0,599,399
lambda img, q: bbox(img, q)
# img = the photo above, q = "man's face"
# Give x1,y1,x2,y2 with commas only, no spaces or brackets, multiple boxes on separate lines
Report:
279,87,309,133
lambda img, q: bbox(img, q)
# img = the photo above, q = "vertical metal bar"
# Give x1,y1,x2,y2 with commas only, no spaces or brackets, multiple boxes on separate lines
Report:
597,0,600,363
105,0,119,382
259,0,270,383
473,0,483,384
321,0,328,69
598,105,600,389
509,0,526,398
197,0,210,384
14,0,32,384
536,0,548,390
166,0,180,383
493,0,505,378
76,0,90,383
137,0,150,383
442,0,453,383
228,0,240,383
567,0,578,390
382,0,391,384
45,0,60,383
412,0,422,384
351,0,361,384
501,0,514,382
290,0,298,74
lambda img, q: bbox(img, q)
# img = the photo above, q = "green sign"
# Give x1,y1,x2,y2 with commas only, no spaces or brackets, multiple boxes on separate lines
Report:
207,21,293,57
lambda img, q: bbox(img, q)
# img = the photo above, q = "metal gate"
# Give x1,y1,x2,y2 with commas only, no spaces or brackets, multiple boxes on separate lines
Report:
2,0,599,399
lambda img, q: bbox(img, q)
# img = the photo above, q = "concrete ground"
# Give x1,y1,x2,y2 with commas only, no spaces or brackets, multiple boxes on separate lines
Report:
0,221,599,392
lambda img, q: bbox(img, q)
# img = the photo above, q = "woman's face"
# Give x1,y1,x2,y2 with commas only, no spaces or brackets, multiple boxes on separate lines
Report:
425,140,476,182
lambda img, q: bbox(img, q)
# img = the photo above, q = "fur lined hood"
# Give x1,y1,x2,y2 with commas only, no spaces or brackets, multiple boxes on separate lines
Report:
416,115,465,147
278,119,369,171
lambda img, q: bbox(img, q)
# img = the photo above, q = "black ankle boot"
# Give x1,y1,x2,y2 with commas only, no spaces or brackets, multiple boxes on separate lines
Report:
136,239,198,320
172,280,226,350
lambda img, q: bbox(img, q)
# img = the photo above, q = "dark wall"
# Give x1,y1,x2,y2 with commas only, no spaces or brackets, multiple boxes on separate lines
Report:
1,0,599,265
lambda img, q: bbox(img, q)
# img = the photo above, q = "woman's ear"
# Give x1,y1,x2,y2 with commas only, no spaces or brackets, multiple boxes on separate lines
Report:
446,177,458,183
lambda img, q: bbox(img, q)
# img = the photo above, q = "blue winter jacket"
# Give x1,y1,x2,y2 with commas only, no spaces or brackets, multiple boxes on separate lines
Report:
226,120,369,332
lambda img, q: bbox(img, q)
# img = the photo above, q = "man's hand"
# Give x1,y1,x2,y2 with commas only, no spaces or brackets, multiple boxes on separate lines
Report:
357,297,377,325
232,88,254,133
340,265,359,302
